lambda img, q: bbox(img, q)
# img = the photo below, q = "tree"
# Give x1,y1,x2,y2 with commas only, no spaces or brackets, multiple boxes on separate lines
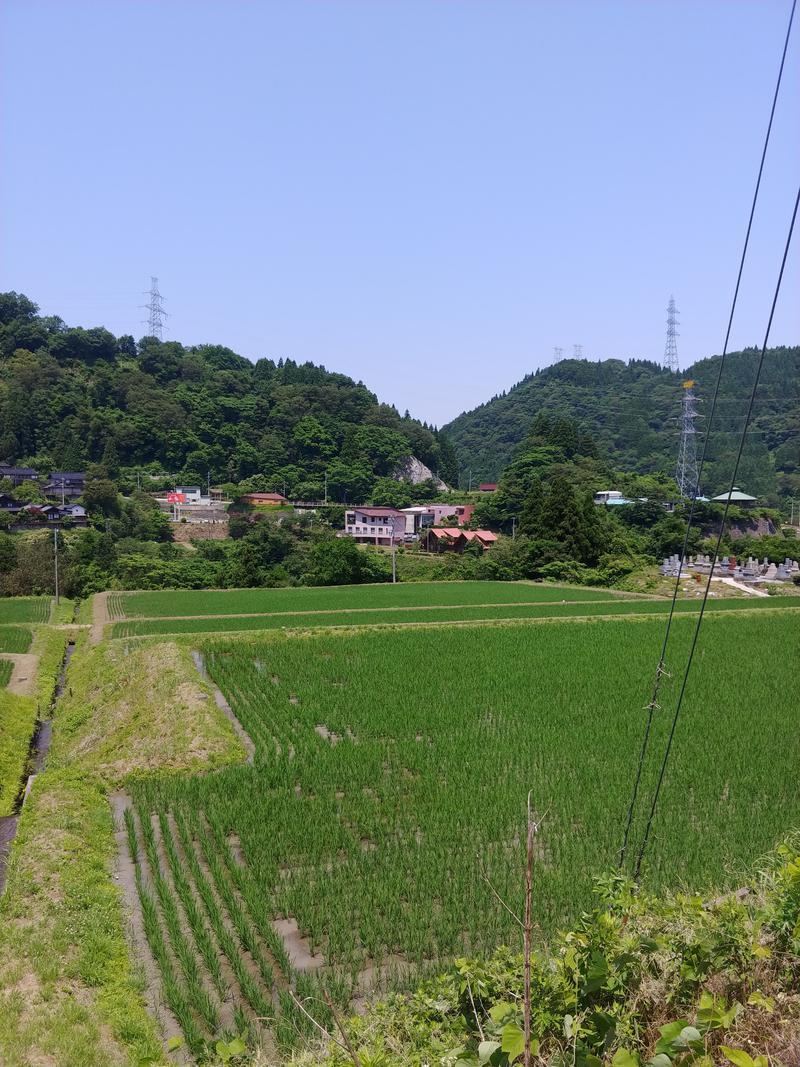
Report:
83,474,120,517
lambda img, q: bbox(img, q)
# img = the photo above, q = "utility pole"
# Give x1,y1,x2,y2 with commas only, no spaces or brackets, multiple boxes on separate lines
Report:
467,469,473,493
136,470,141,491
53,529,59,605
512,516,517,539
207,471,211,499
676,380,702,499
141,276,168,339
324,470,328,505
60,478,65,507
664,296,680,372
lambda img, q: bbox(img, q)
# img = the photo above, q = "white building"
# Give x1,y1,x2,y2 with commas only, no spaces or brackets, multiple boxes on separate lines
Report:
343,507,406,546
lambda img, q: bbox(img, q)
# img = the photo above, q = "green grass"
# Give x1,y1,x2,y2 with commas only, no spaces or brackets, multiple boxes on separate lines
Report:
0,597,51,624
0,691,36,816
112,580,643,619
129,610,800,1053
0,627,33,653
0,660,12,688
110,593,799,638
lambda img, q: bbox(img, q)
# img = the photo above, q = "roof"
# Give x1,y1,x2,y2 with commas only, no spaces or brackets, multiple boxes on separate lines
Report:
478,483,498,491
348,506,405,517
0,466,37,475
424,528,498,542
49,471,86,480
176,485,201,491
242,492,286,501
711,487,757,502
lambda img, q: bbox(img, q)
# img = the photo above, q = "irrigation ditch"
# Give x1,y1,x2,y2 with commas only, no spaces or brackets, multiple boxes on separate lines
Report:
0,638,76,895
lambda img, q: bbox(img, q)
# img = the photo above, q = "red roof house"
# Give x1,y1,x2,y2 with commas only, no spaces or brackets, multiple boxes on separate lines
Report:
478,483,498,492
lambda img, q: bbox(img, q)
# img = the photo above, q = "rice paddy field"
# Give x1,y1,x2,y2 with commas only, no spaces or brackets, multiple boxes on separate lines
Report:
108,580,644,620
125,605,800,1056
0,597,51,624
0,660,13,688
109,588,797,635
0,627,33,653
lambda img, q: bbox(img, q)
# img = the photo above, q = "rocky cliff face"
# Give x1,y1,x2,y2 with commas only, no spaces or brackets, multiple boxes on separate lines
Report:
395,456,449,491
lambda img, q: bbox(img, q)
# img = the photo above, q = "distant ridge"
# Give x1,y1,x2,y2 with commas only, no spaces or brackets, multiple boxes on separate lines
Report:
442,347,799,501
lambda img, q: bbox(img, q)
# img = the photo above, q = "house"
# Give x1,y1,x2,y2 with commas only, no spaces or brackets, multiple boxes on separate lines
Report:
420,528,498,553
174,485,204,504
478,483,498,492
343,507,406,546
0,466,38,486
399,503,475,536
0,493,22,511
45,471,86,499
711,487,757,509
240,492,288,506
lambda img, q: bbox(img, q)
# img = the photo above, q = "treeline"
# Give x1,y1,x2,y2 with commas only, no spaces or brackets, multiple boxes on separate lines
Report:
443,348,800,502
0,507,392,598
0,292,459,498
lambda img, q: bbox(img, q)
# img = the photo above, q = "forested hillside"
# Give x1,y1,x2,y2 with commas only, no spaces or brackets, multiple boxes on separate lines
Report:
0,292,458,497
443,349,799,502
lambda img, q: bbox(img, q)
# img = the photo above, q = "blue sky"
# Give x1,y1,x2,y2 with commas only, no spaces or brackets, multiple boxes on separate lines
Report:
2,0,798,425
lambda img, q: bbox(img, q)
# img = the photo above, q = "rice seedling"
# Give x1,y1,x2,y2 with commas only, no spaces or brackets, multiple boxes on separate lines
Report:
0,627,33,653
0,597,51,624
0,660,13,688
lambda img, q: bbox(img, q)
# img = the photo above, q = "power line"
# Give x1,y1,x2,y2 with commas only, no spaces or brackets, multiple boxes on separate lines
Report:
633,179,800,880
617,0,797,870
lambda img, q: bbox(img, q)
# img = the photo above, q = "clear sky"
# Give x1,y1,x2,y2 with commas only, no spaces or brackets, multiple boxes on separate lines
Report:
2,0,798,426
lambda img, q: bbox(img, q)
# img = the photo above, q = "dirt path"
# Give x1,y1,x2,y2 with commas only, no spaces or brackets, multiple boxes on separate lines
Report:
0,653,39,697
714,577,770,598
91,591,111,645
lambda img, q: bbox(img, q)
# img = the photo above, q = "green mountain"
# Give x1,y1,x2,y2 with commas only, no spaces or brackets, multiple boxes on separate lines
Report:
442,347,799,502
0,292,459,498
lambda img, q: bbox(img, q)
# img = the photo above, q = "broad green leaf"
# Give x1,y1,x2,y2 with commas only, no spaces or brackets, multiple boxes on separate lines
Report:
488,1001,515,1024
646,1056,672,1067
612,1049,641,1067
747,991,774,1013
226,1037,246,1056
675,1025,702,1048
478,1040,501,1064
720,1049,755,1067
166,1036,184,1052
500,1022,526,1061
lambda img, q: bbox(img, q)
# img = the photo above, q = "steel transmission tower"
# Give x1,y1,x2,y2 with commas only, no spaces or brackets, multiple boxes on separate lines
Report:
141,276,168,339
664,296,679,372
676,379,701,499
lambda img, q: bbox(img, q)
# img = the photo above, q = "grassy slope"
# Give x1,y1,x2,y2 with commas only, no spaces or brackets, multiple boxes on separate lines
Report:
0,636,246,1067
